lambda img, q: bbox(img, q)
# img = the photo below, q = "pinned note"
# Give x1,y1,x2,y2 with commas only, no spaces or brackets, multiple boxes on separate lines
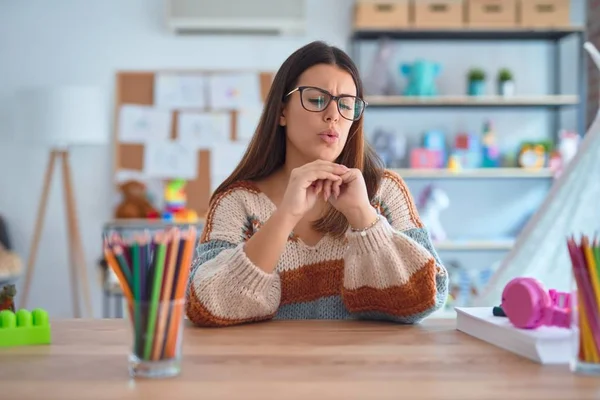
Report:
236,108,262,140
177,112,231,148
143,140,198,180
208,73,262,110
118,105,172,144
210,140,249,192
154,73,207,109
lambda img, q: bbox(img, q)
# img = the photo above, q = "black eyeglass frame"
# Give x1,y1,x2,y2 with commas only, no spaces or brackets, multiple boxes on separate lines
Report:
283,86,368,121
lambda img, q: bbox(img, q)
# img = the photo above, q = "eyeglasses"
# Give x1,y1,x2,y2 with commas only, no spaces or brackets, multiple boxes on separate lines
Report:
283,86,367,122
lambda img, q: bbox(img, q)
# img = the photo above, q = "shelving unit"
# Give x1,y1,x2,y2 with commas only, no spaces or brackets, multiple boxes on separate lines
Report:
392,167,554,179
350,24,587,315
351,27,587,136
365,94,579,108
434,239,514,251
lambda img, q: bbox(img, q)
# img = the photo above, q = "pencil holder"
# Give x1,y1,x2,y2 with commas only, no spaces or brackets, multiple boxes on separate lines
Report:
127,298,186,379
567,235,600,375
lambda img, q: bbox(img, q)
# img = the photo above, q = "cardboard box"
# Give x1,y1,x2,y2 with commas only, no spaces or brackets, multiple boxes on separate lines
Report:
354,0,411,29
466,0,517,27
519,0,570,27
413,0,464,28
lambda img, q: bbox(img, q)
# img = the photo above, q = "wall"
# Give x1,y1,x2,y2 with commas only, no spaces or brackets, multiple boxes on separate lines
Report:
0,0,353,317
0,0,586,317
589,0,600,127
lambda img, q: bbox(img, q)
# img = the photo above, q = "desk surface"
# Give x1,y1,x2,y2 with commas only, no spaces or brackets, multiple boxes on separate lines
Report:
1,319,599,400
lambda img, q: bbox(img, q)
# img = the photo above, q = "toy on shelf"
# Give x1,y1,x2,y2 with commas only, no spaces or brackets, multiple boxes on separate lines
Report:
410,148,439,169
481,121,501,168
417,184,449,242
0,284,16,312
114,180,159,219
401,60,441,97
363,38,399,96
0,308,51,347
551,129,581,177
452,132,481,169
163,179,198,223
517,142,548,169
423,130,446,168
371,128,407,168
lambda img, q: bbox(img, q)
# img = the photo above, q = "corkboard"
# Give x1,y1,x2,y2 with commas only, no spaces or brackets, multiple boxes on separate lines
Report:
113,70,274,218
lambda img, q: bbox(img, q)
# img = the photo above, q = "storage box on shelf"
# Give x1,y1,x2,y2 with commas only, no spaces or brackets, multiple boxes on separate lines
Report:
519,0,570,28
413,0,464,29
354,0,411,29
466,0,517,28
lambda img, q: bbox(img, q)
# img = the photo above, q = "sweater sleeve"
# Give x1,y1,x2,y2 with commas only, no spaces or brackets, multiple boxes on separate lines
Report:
185,187,281,327
341,170,449,324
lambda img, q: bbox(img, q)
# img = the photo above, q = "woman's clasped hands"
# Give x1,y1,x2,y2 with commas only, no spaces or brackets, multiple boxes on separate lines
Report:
278,160,375,226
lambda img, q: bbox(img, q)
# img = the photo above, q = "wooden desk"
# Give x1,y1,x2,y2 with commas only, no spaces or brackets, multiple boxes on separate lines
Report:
1,319,599,399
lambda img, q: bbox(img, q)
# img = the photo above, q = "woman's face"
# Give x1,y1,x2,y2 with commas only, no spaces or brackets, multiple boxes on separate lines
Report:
280,64,358,165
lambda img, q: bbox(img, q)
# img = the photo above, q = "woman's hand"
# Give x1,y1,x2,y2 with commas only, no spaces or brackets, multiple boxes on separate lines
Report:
327,168,379,229
279,160,348,220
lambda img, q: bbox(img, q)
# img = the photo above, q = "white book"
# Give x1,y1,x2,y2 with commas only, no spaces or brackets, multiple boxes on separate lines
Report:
455,307,574,364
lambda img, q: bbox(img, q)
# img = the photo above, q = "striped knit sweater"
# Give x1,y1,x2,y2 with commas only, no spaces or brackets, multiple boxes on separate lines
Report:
185,170,449,327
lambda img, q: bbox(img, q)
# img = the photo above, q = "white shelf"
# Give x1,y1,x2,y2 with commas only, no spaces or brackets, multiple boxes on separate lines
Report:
434,239,515,251
365,95,579,108
392,168,554,179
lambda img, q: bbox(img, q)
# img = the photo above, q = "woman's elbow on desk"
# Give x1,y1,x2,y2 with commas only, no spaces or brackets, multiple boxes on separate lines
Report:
184,241,282,328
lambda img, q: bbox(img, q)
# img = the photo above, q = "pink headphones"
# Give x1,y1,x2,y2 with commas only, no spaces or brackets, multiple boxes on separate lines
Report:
501,277,571,329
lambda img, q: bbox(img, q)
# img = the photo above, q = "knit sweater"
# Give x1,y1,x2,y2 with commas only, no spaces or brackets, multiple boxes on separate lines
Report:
185,169,449,327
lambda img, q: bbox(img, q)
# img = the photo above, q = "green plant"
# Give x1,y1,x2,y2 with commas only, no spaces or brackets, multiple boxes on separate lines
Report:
468,68,486,82
498,68,513,82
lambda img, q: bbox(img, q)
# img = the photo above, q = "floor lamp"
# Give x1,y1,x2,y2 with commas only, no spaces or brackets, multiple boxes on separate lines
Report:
15,86,109,318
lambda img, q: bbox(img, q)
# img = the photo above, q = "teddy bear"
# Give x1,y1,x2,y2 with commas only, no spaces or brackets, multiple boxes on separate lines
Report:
114,180,159,219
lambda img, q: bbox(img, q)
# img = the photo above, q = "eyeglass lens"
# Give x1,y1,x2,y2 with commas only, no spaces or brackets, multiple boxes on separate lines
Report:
300,87,364,121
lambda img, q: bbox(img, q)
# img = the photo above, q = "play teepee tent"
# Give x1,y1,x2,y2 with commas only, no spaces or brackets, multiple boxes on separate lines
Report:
474,42,600,306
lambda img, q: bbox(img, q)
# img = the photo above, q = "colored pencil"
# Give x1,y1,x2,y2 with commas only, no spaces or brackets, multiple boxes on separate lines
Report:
103,226,197,362
567,234,600,364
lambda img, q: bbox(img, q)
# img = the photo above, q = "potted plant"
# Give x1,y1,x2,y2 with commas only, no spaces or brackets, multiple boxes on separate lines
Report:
497,68,515,97
467,68,486,96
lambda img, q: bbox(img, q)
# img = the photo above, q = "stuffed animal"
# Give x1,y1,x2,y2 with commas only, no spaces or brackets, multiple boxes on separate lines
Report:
370,128,407,168
363,38,399,96
0,243,22,282
0,284,16,312
114,180,159,219
400,60,441,97
417,184,450,242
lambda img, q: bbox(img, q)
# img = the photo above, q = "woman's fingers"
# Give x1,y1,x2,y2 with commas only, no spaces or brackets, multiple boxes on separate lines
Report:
332,179,342,199
323,179,333,201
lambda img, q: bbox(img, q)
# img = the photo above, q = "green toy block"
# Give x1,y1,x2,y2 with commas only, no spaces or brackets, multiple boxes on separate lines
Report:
0,308,51,347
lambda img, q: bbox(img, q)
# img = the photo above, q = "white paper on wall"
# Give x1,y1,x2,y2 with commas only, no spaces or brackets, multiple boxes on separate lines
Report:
177,111,231,148
236,107,262,140
210,140,249,192
118,104,172,144
208,73,262,110
154,73,207,109
143,140,198,180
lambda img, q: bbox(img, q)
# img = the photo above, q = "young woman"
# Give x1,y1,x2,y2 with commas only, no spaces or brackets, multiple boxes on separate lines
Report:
185,41,449,327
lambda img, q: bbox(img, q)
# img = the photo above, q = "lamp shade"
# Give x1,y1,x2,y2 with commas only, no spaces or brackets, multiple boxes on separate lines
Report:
14,85,109,146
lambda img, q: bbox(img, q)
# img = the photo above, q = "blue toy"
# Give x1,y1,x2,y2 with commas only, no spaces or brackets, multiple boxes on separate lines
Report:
423,130,447,168
400,60,441,97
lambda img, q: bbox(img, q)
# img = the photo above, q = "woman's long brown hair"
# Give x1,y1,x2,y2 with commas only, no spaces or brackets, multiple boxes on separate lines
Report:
211,40,384,237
